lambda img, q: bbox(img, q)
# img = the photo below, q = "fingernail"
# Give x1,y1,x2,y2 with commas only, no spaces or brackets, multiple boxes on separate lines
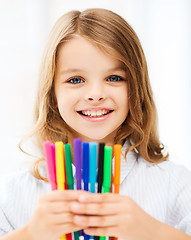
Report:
74,215,85,225
84,228,92,234
78,194,87,202
74,215,82,223
71,202,79,211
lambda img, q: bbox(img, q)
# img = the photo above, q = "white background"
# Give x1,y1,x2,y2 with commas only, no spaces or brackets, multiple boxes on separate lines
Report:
0,0,191,174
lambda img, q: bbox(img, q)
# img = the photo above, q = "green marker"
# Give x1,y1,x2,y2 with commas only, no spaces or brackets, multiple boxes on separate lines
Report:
64,144,74,190
103,146,112,193
100,146,112,240
64,144,79,240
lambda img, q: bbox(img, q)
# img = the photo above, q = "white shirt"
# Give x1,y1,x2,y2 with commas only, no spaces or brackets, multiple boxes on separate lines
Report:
0,141,191,237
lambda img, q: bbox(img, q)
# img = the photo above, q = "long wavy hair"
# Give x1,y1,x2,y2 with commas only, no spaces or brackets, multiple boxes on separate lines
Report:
24,8,168,180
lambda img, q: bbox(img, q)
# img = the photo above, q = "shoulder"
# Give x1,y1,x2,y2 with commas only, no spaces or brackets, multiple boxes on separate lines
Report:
135,156,191,199
157,160,191,201
139,157,191,232
157,161,191,233
0,168,48,194
138,156,191,179
0,168,51,203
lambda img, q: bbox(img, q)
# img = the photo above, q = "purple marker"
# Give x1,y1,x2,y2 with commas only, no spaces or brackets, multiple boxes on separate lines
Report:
73,138,82,190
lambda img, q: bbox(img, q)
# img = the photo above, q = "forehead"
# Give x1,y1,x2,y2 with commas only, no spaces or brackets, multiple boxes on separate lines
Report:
56,36,125,70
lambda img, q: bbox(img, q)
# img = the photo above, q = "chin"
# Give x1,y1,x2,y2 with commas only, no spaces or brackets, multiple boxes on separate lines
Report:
81,136,106,142
79,131,116,143
69,126,117,143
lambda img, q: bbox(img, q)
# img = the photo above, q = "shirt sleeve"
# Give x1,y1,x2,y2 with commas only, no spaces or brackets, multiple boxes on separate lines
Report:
0,174,14,236
0,207,14,236
167,163,191,235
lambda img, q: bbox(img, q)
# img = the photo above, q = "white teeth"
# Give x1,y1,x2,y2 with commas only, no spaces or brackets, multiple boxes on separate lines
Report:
97,110,102,116
87,110,91,116
91,111,97,116
81,109,110,117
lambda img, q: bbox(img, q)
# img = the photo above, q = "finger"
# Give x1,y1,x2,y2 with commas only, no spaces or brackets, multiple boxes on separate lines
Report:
73,214,118,228
36,199,76,216
84,226,118,237
70,202,122,215
50,212,74,224
40,190,84,202
49,201,71,213
77,192,120,203
54,222,83,235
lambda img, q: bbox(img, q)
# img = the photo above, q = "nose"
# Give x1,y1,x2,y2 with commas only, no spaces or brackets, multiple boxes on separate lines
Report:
85,82,105,102
88,96,104,101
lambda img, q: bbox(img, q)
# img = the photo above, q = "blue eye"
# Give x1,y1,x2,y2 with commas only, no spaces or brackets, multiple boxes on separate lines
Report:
68,77,84,84
107,75,123,82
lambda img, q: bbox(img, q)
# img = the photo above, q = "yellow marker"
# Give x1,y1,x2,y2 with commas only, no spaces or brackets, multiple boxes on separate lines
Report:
55,142,66,240
55,141,65,190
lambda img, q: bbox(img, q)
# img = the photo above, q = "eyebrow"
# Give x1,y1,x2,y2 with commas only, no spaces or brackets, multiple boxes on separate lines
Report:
107,66,126,72
61,69,85,75
61,66,126,75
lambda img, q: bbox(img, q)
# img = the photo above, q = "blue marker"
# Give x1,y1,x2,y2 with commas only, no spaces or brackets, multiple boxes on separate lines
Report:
82,142,89,191
82,144,90,240
89,142,97,193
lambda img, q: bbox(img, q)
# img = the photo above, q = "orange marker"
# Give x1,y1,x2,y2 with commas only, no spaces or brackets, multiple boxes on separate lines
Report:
114,144,122,240
113,144,122,194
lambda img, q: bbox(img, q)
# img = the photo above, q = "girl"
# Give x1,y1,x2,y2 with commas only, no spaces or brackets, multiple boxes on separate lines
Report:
0,8,191,240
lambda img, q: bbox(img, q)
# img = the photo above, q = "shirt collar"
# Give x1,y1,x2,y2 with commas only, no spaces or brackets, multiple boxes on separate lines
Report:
112,140,138,184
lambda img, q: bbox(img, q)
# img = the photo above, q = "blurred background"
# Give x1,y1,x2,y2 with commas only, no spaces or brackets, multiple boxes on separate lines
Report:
0,0,191,174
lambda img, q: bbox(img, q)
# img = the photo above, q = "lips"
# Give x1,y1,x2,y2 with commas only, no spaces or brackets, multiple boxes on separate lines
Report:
77,108,114,118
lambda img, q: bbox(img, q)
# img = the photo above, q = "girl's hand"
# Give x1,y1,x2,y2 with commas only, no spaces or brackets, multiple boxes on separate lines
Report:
25,190,83,240
70,192,162,240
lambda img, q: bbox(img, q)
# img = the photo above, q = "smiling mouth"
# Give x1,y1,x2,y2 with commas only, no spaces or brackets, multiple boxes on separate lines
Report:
77,109,114,118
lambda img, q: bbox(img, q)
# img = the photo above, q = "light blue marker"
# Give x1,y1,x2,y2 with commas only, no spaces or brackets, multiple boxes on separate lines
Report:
89,142,97,240
89,142,97,193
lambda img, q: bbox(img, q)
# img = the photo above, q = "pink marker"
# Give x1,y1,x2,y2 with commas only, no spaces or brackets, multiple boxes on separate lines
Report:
43,141,57,190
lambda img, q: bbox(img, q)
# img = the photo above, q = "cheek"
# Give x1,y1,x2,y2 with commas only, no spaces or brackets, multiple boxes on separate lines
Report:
123,93,129,110
56,90,81,124
115,87,129,109
118,90,129,120
56,93,72,117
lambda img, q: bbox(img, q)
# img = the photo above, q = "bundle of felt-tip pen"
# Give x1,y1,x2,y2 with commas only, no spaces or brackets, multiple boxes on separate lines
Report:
43,138,122,240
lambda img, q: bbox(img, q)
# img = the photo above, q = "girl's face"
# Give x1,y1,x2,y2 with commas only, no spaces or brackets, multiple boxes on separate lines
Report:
54,36,129,144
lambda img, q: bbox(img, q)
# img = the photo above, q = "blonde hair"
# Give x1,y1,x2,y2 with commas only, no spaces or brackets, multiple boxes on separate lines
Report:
24,8,168,180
